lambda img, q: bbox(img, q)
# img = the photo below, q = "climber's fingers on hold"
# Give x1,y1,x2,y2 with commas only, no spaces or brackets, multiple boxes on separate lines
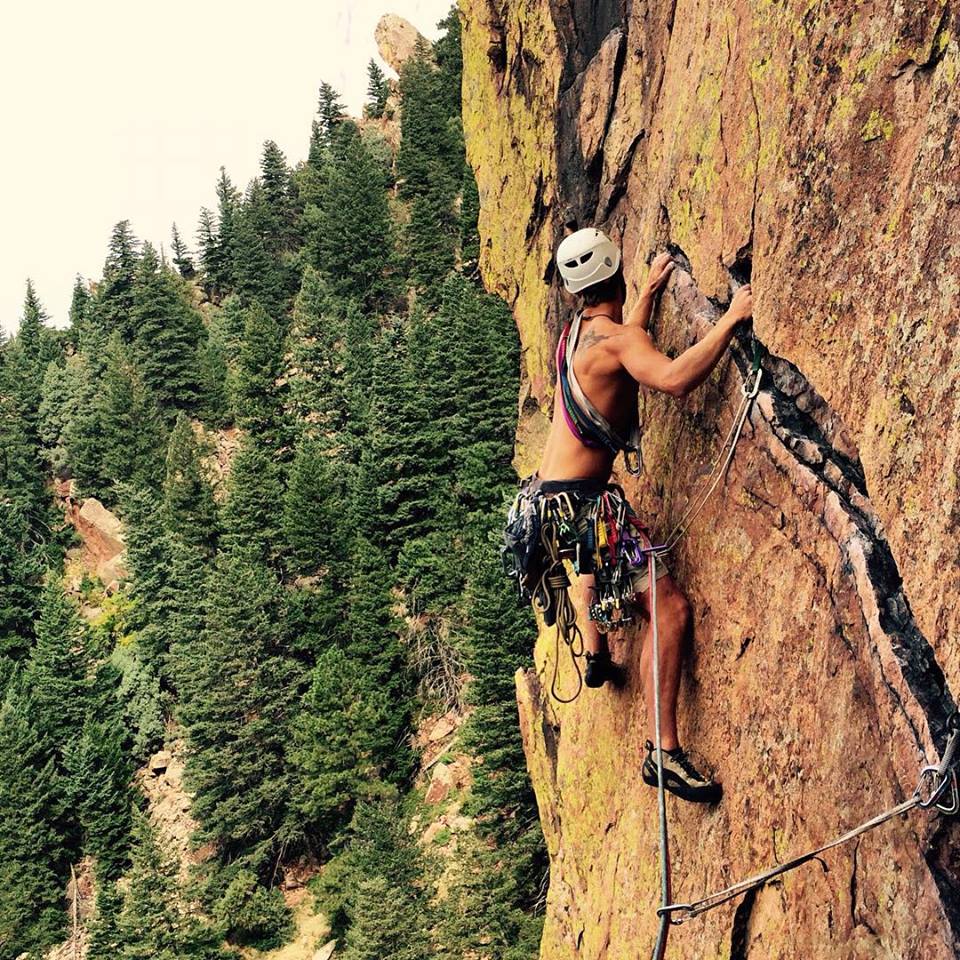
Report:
648,252,675,289
730,284,753,320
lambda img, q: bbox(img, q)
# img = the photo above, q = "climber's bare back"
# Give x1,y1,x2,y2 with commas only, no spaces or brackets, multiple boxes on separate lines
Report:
538,315,638,481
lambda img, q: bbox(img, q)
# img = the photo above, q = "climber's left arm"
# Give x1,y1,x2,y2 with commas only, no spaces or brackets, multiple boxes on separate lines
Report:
624,252,675,330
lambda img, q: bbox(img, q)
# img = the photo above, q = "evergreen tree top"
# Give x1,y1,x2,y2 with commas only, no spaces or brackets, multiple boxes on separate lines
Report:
103,220,139,278
18,279,48,356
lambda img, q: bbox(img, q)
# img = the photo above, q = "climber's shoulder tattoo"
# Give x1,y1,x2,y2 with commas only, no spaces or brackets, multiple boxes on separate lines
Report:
579,328,612,353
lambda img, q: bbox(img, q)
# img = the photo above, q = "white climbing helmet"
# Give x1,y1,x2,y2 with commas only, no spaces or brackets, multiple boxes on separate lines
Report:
556,227,622,294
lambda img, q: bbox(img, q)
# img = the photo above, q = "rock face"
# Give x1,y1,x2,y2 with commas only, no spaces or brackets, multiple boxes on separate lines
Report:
375,13,427,75
461,2,960,958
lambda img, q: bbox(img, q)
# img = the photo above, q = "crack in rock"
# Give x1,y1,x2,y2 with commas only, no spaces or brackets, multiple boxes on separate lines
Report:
670,242,956,757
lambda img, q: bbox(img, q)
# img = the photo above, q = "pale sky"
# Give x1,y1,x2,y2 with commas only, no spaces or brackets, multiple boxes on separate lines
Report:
1,0,453,335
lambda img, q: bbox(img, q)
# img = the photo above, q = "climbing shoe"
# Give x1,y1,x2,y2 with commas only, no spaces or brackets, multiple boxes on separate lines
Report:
584,649,624,688
642,740,722,804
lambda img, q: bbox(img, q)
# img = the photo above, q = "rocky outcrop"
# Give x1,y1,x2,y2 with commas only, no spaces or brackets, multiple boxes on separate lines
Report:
58,483,127,589
137,741,210,880
461,2,960,957
375,13,427,75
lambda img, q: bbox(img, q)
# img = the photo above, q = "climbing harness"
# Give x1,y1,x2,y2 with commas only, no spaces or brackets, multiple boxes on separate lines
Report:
502,477,661,702
502,321,764,709
557,310,643,476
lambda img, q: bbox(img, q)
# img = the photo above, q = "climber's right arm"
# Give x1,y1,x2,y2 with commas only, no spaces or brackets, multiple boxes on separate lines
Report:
614,285,753,398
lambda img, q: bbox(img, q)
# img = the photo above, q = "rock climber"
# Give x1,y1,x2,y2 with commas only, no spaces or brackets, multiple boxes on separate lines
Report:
523,227,752,803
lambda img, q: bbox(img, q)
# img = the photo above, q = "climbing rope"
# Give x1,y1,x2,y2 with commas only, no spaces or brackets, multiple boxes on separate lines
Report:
648,546,672,960
657,342,762,555
532,495,585,703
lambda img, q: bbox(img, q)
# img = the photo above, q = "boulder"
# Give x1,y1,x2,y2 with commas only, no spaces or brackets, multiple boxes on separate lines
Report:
425,763,456,804
148,750,172,775
313,940,337,960
461,2,960,957
427,711,458,742
63,495,127,586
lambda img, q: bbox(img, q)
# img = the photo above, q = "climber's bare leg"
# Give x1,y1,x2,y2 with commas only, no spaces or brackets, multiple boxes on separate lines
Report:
576,572,605,656
636,574,690,751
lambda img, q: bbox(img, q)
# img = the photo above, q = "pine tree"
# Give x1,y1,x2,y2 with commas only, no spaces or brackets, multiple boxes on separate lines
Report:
0,349,47,519
63,717,134,879
39,358,73,477
328,797,434,960
339,524,413,784
98,334,167,496
259,140,294,252
220,433,283,562
287,268,348,443
365,317,450,563
365,60,390,119
311,122,395,309
282,439,339,575
291,646,387,837
177,549,297,871
198,321,231,426
196,207,220,300
171,222,196,279
86,876,124,960
3,282,51,463
162,414,217,555
233,300,288,450
434,6,465,117
406,188,458,298
436,830,544,960
307,119,327,171
231,182,287,316
0,691,68,957
96,220,140,340
58,350,112,498
118,482,176,671
396,48,463,292
341,306,378,459
114,807,225,959
132,242,204,414
444,274,520,532
17,278,46,366
111,644,166,760
0,502,44,666
67,275,93,345
212,167,241,294
317,82,346,146
24,577,88,753
397,41,462,196
210,869,293,949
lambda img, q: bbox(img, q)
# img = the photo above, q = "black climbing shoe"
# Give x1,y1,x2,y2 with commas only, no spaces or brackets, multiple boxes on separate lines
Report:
642,740,722,804
584,649,625,688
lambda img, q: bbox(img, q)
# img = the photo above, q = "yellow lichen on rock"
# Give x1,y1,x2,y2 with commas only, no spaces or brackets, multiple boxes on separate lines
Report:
462,1,960,957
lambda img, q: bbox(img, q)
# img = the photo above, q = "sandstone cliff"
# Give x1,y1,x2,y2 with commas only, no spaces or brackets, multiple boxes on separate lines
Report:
460,1,960,956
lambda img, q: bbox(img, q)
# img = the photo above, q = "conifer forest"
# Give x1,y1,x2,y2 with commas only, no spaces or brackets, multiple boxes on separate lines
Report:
0,11,545,959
